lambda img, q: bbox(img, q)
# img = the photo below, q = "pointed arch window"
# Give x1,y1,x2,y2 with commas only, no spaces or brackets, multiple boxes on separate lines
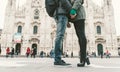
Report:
17,26,22,33
33,26,38,34
97,26,101,34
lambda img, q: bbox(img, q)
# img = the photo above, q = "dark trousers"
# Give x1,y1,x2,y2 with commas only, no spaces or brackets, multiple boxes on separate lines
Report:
73,19,87,63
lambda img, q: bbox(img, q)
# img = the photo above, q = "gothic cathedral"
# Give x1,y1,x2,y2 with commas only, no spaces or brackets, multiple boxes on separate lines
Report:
1,0,117,56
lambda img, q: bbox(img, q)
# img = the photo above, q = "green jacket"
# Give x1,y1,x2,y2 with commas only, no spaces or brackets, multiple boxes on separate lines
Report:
71,0,86,22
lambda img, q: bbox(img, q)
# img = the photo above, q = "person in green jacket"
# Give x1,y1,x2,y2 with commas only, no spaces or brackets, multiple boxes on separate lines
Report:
70,0,89,67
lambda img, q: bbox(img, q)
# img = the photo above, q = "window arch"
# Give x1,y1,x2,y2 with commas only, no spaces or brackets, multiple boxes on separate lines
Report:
33,25,38,34
97,26,101,34
17,26,22,33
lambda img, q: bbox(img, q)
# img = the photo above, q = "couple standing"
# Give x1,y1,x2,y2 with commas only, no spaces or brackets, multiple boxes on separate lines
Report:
53,0,89,67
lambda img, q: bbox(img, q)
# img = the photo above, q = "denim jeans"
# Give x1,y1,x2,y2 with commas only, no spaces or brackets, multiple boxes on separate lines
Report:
54,15,68,62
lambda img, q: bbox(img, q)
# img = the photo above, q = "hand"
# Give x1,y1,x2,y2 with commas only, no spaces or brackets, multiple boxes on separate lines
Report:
67,22,71,28
70,14,77,19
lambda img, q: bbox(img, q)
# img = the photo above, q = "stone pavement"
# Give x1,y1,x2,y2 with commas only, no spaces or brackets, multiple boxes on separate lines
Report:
0,57,120,72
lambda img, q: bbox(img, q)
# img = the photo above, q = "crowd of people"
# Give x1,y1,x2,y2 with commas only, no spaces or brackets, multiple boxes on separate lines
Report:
6,47,15,58
26,47,37,58
5,47,37,58
2,46,111,59
4,47,78,58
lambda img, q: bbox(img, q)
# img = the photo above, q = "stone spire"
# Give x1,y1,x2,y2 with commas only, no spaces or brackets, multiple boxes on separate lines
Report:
6,0,16,15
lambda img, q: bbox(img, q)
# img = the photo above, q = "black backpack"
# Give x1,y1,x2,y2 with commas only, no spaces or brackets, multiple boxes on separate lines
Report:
45,0,58,17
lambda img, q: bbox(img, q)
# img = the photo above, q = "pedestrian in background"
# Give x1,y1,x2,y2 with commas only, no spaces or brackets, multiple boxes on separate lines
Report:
26,47,31,58
6,47,10,58
100,50,103,58
11,47,14,58
32,47,37,58
0,47,1,55
106,50,110,58
30,48,33,58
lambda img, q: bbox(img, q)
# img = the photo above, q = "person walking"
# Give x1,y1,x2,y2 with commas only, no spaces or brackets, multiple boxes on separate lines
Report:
11,47,14,58
52,0,72,66
69,0,88,67
0,47,1,55
26,47,31,58
32,47,37,58
6,47,10,58
30,48,33,58
106,50,110,58
100,50,103,58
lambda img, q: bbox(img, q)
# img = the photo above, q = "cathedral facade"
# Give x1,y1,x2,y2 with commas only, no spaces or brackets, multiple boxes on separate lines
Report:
1,0,118,56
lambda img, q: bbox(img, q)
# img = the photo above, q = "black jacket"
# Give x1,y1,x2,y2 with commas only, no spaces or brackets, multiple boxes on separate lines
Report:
54,0,72,15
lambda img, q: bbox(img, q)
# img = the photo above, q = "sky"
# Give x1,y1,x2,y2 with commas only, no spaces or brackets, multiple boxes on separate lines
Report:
0,0,120,35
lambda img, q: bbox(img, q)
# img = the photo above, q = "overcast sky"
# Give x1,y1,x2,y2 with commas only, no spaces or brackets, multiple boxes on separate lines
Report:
0,0,120,35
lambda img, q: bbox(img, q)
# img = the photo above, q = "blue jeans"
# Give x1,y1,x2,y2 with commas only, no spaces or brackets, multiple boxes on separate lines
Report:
54,15,68,62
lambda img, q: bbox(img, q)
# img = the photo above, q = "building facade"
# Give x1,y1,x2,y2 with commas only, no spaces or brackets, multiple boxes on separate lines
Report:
0,29,2,50
117,36,120,55
1,0,118,56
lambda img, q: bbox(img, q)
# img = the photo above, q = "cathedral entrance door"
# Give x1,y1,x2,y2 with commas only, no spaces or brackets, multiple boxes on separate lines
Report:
97,44,103,56
15,43,21,54
32,43,37,54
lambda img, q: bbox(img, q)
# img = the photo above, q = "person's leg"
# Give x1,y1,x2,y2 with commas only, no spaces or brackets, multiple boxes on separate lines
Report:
28,53,30,57
54,15,70,65
6,53,8,58
73,19,87,66
26,53,28,57
54,15,67,62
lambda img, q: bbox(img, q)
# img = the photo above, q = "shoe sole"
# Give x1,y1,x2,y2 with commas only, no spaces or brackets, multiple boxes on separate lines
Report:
54,64,71,66
77,63,85,67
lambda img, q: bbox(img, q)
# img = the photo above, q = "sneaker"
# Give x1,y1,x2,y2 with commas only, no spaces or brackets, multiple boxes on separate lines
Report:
54,60,71,66
61,60,66,63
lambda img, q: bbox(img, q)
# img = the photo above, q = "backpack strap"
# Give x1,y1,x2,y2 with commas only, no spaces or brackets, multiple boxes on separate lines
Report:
54,0,60,7
54,0,60,17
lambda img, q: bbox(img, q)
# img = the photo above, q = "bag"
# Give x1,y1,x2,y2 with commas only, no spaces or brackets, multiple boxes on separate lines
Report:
45,0,58,17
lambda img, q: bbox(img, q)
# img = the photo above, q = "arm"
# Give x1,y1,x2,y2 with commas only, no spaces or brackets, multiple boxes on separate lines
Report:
72,0,82,10
70,0,83,19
